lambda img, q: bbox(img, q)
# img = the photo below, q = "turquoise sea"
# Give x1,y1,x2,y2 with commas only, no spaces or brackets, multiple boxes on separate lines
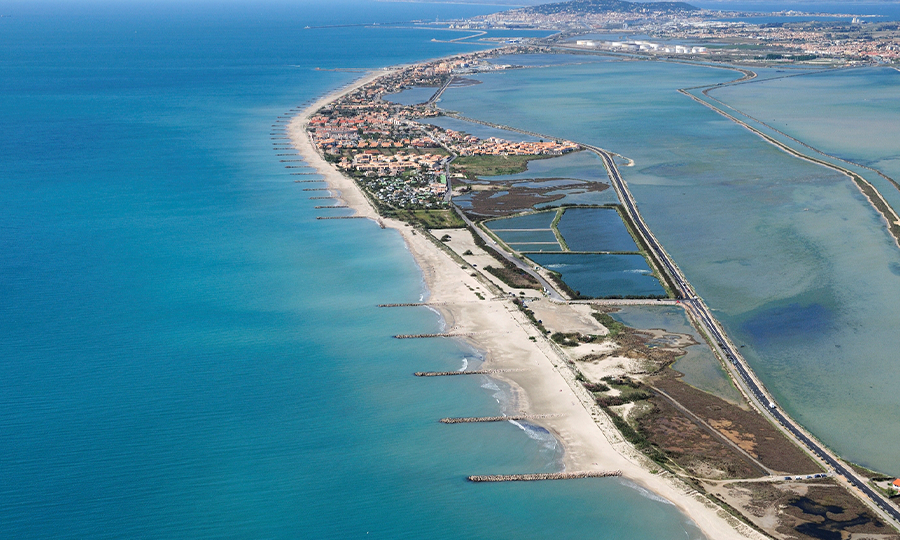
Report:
0,2,707,539
439,55,900,474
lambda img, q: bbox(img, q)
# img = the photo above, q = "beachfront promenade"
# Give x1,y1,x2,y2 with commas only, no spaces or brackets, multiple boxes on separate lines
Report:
590,144,900,528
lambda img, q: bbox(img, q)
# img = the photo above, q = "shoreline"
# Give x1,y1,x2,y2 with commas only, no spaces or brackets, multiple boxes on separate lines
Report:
287,69,766,540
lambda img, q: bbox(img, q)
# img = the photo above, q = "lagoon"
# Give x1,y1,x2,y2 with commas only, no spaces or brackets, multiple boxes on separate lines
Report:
440,56,900,474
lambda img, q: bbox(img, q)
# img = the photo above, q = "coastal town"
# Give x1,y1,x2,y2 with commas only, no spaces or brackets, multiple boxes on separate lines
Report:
308,50,580,211
451,0,900,63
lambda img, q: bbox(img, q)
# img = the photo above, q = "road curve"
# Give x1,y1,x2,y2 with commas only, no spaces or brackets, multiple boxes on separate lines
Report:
452,206,565,301
587,144,900,528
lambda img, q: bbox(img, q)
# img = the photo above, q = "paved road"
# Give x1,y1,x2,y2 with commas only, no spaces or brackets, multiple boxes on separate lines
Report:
452,206,565,301
588,145,900,527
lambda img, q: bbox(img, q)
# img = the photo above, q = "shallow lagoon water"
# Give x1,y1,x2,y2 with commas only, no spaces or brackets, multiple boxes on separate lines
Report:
710,67,900,197
384,86,436,105
610,306,743,404
483,149,610,183
421,115,542,141
440,58,900,474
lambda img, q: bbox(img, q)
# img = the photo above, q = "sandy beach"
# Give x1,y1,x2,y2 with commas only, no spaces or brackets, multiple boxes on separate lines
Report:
287,70,767,540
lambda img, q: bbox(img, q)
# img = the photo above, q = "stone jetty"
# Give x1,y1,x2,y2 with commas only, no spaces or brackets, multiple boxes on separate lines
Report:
440,414,561,424
414,369,524,377
314,205,348,209
309,196,333,200
303,188,331,191
468,471,622,482
393,333,473,339
316,216,367,220
378,302,442,307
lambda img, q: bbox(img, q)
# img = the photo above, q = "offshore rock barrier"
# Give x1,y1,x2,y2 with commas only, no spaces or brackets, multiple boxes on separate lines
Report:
440,414,561,424
378,302,444,307
414,368,524,377
394,333,473,339
468,471,622,482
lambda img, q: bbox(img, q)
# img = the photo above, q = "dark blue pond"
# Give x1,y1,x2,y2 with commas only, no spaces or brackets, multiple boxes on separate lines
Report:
528,254,666,298
556,208,638,252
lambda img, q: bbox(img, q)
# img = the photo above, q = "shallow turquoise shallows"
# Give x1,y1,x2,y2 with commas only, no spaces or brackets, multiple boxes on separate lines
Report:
0,2,707,539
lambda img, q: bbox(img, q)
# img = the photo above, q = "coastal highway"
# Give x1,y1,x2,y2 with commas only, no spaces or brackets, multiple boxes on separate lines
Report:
452,206,565,302
589,144,900,527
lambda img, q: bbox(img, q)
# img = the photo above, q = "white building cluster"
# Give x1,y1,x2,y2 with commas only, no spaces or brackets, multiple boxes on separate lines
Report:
575,39,706,54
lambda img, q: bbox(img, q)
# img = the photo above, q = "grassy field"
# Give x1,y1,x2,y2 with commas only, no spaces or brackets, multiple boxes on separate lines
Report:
387,209,464,229
451,153,557,178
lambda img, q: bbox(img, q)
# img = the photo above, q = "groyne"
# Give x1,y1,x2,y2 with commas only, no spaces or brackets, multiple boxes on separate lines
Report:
316,216,367,220
468,471,622,482
394,332,473,339
440,414,561,424
378,302,444,307
414,369,524,377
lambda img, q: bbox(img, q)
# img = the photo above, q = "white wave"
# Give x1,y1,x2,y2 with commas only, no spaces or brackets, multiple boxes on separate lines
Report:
480,377,509,408
423,304,446,332
618,478,675,506
458,357,468,372
508,419,559,452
